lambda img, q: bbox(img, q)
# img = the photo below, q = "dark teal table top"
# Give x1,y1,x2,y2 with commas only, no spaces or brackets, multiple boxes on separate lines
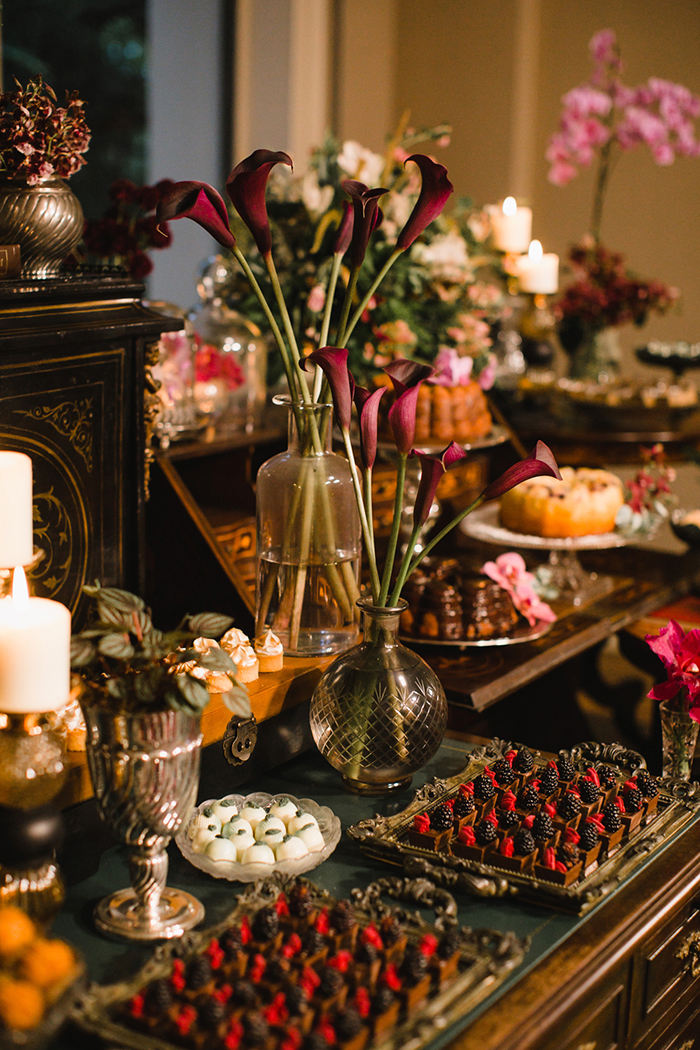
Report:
51,738,683,1047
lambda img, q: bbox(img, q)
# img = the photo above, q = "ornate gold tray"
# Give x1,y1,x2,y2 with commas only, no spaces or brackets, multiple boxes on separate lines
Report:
347,740,700,915
72,874,527,1050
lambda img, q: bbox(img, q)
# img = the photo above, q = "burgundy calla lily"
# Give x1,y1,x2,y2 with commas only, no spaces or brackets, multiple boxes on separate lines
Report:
396,154,454,251
412,442,467,526
156,181,235,249
479,441,562,502
342,180,387,269
334,200,354,256
301,346,354,431
226,149,293,257
354,385,386,470
384,358,437,455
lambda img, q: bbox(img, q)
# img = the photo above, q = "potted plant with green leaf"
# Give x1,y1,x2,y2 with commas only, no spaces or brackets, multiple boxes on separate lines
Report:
70,583,250,941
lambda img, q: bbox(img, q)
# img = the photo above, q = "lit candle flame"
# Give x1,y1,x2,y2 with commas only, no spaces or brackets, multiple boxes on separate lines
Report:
11,566,29,611
502,196,517,216
528,239,543,261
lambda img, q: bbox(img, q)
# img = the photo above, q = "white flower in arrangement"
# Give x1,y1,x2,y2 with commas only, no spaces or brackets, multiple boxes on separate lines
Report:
380,189,414,243
467,209,492,243
300,171,334,217
337,140,385,186
411,229,473,283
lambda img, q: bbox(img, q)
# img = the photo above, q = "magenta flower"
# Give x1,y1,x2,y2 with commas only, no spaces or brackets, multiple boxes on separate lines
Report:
482,552,556,626
384,359,436,455
412,442,466,527
156,181,235,249
342,180,386,268
301,346,354,431
334,200,354,256
396,154,453,251
645,620,700,717
479,441,561,502
226,149,293,257
354,385,386,470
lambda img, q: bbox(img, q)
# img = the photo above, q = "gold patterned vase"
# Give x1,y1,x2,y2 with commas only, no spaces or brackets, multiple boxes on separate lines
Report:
309,599,447,795
0,177,84,279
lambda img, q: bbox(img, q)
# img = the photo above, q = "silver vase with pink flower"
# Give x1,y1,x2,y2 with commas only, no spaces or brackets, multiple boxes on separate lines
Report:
645,620,700,781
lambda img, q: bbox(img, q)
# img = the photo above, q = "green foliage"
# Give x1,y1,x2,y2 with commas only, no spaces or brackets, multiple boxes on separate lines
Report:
72,581,250,717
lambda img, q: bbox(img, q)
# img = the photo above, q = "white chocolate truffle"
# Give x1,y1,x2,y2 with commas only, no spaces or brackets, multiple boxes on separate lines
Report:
287,811,319,835
293,823,325,852
220,816,253,838
210,798,238,823
258,826,286,848
225,827,255,851
254,815,287,841
275,835,310,861
191,824,220,851
238,803,267,830
188,812,216,839
241,842,276,865
268,797,299,825
199,807,223,832
205,836,237,862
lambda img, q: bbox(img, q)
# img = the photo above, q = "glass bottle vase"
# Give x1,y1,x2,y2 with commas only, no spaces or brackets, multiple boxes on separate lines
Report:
255,397,361,656
309,599,448,794
659,699,699,781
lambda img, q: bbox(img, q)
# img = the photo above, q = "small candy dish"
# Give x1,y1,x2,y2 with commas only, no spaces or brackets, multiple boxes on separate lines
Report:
176,792,341,881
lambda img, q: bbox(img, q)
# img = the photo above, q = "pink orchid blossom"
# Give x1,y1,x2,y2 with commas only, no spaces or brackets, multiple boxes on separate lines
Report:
645,620,700,718
429,348,474,387
482,552,556,626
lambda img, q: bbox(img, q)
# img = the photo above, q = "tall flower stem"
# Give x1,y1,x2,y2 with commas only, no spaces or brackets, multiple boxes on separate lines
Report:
379,452,408,606
342,428,380,599
341,249,402,348
314,253,343,400
336,264,360,348
389,493,485,606
590,124,617,242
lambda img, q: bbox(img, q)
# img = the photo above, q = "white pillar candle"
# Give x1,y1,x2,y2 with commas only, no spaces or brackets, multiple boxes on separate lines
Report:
515,240,559,294
0,569,71,713
0,452,33,568
489,197,533,253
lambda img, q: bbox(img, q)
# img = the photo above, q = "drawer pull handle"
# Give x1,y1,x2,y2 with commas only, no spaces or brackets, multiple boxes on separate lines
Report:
676,930,700,978
575,1043,596,1050
679,1041,695,1050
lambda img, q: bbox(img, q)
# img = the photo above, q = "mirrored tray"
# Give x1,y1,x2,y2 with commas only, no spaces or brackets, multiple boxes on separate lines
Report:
347,739,700,914
72,874,528,1050
176,793,341,881
460,502,627,550
401,617,553,648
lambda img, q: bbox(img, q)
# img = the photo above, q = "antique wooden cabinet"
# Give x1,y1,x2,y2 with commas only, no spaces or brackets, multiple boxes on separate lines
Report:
0,276,179,627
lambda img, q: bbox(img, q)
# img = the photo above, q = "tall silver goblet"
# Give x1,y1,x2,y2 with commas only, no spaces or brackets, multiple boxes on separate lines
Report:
82,703,204,941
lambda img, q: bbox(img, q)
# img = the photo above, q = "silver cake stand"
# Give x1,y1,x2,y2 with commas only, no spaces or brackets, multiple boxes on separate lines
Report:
460,502,627,606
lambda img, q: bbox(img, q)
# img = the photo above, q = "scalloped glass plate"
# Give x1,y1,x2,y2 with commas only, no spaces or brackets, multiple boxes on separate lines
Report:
175,793,341,882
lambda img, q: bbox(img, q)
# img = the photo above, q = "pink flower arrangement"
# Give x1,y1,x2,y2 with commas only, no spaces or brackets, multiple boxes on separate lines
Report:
194,338,245,390
481,552,556,627
0,77,90,185
645,620,700,720
547,29,700,239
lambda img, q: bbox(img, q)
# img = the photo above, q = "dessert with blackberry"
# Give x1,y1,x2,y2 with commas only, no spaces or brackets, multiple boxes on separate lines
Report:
491,759,516,792
397,943,431,1009
556,755,576,784
517,782,541,813
599,801,624,855
407,804,453,852
621,782,644,832
570,822,601,871
554,790,582,830
576,776,601,816
537,765,559,799
328,900,359,952
428,928,462,986
333,1005,368,1050
451,791,476,831
492,827,536,873
379,914,407,963
531,812,558,849
472,772,496,814
635,770,660,816
511,746,535,781
367,985,399,1038
452,815,497,861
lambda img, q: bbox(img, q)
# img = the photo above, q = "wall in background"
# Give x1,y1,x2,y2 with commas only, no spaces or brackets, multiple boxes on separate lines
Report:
336,0,700,372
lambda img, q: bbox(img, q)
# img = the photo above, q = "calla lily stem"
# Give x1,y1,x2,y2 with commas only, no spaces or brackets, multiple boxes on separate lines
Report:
342,248,402,348
379,451,408,606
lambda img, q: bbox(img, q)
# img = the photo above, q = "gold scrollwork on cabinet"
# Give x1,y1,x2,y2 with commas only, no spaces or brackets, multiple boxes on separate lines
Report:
676,929,700,978
28,488,73,596
143,339,162,500
15,399,94,471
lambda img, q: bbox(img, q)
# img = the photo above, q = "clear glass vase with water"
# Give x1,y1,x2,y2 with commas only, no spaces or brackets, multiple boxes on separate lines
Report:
255,397,360,656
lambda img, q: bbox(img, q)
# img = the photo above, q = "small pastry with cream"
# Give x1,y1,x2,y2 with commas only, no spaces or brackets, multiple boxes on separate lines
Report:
220,627,251,653
230,644,259,683
254,628,284,672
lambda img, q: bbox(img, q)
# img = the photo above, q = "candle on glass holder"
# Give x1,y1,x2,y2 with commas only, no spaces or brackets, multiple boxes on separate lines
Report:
515,240,559,294
490,196,533,253
0,568,71,714
0,452,33,569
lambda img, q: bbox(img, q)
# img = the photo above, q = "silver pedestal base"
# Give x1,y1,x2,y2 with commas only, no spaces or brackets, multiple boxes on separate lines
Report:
94,886,204,942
